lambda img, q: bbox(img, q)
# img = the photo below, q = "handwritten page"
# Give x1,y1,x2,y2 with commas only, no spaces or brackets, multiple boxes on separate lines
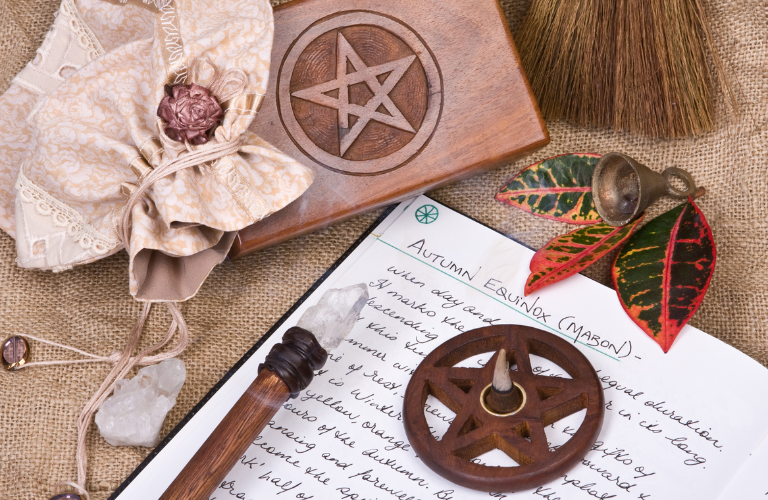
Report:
716,433,768,499
113,196,768,500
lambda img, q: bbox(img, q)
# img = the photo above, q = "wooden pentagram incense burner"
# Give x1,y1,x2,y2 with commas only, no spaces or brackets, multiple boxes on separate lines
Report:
403,324,604,492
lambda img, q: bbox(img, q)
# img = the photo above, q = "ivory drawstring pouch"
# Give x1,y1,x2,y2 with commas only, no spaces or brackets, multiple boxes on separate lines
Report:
0,0,313,497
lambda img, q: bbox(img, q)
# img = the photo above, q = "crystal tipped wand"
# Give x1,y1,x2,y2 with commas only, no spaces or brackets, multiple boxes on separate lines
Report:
160,284,369,500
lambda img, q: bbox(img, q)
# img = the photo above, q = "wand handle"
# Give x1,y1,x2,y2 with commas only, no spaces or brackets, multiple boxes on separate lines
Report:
160,370,290,500
160,328,327,500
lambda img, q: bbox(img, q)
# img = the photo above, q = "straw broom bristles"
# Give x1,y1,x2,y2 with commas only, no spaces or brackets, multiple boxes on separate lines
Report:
516,0,735,138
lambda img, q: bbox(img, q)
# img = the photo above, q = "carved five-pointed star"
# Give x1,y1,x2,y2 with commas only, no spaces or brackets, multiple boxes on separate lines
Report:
291,32,418,156
422,341,588,465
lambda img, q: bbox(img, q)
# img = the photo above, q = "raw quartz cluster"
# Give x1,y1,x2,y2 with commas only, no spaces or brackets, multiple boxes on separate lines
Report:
297,283,369,350
95,358,186,447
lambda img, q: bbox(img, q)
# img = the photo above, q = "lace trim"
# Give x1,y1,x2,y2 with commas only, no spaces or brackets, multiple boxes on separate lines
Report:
61,0,105,61
101,0,169,13
16,171,119,255
212,156,268,222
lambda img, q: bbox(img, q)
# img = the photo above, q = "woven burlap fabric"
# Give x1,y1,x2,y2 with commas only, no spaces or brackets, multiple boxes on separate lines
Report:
0,0,765,498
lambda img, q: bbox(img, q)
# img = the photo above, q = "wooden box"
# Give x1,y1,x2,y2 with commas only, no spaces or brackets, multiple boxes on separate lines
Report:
230,0,549,258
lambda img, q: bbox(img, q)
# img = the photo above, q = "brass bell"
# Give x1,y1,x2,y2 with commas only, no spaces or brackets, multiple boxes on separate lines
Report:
591,152,697,226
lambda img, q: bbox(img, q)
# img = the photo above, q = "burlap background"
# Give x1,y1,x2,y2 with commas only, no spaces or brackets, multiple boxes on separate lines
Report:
0,0,765,498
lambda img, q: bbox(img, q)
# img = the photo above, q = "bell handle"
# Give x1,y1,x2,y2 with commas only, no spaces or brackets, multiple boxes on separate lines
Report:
661,167,697,198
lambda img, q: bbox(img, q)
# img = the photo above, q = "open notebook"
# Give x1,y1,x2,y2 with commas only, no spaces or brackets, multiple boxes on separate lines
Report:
111,196,768,500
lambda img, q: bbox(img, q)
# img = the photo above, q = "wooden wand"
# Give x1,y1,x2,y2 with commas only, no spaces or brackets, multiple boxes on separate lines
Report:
159,283,369,500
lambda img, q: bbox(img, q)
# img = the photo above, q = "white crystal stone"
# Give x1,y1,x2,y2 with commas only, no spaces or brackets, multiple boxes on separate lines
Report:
297,283,369,351
95,358,186,447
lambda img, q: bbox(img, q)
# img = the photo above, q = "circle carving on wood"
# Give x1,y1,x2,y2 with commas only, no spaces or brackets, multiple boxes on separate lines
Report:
278,11,443,175
403,325,604,492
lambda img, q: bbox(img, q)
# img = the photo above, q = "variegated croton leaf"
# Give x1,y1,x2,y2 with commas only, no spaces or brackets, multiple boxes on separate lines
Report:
525,218,643,296
612,199,716,353
495,153,602,224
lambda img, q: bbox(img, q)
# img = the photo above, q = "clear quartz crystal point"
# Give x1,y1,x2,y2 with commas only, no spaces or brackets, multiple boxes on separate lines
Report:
296,283,369,351
493,349,513,392
95,358,186,447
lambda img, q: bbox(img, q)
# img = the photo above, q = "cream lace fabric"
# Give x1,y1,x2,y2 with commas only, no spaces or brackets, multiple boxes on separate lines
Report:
0,0,314,300
15,170,119,271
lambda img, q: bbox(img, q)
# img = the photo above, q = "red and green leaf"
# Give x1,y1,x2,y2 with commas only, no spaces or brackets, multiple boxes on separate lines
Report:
495,153,602,224
612,199,716,353
525,218,643,296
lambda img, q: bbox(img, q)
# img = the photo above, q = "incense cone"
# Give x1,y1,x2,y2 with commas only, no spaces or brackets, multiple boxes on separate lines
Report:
485,349,523,414
492,349,513,392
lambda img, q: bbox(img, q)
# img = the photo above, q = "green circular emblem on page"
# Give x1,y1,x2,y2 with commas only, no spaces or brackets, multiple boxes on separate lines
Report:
415,204,439,224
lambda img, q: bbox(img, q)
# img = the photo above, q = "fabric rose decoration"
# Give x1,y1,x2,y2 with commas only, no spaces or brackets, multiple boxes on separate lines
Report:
157,84,224,145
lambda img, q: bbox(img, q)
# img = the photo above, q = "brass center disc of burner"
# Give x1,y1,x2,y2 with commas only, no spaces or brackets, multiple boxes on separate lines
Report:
480,381,527,417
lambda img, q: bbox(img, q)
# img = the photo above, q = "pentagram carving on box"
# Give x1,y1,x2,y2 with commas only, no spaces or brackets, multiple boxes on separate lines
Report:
231,0,549,258
280,12,442,175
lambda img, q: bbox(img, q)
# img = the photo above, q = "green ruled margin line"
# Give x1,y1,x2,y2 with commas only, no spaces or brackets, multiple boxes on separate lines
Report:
373,236,621,362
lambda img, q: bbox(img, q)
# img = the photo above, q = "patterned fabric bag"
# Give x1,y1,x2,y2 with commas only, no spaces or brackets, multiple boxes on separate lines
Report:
0,0,313,301
0,1,312,497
